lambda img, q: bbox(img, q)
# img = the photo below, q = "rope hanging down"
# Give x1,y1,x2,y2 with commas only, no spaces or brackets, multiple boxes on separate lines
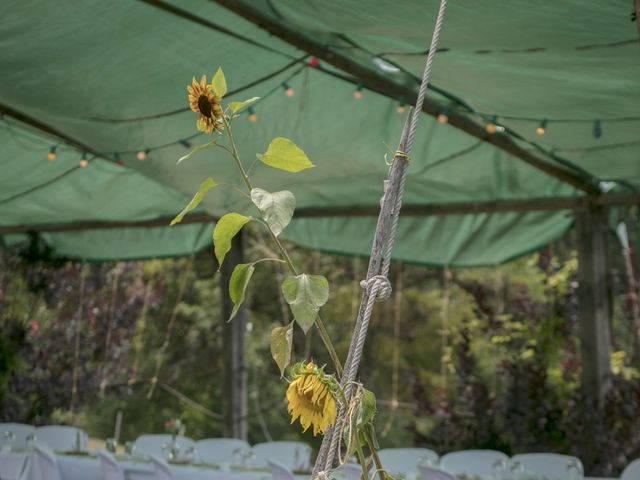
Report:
312,0,449,477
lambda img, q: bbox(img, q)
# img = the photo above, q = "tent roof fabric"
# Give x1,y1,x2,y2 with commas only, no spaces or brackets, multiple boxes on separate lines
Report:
1,0,638,265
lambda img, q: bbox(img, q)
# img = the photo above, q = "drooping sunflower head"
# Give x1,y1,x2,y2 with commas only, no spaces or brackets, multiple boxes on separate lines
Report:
187,75,224,134
286,362,339,436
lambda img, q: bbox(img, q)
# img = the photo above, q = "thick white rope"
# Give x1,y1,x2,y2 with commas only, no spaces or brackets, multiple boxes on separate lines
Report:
313,0,449,476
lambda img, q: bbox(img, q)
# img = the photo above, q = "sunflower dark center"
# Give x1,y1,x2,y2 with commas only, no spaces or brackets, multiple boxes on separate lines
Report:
198,94,213,118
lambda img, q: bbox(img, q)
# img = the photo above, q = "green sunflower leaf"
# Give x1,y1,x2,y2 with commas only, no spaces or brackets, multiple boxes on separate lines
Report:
170,177,217,226
256,137,315,173
229,97,260,114
228,262,256,321
213,213,251,268
177,140,217,164
212,67,227,97
250,188,296,236
281,274,329,333
270,322,294,378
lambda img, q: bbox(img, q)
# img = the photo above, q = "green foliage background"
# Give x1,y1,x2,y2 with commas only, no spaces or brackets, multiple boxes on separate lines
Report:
0,229,639,476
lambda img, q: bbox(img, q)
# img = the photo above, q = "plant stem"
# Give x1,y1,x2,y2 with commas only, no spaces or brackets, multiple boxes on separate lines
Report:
364,430,386,480
223,116,252,191
355,440,369,480
223,116,342,376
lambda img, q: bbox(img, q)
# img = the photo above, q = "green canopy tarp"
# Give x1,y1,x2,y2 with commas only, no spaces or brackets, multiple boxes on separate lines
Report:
1,0,638,265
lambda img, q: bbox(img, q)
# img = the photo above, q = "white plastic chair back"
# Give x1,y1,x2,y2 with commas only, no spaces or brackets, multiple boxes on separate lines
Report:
376,448,439,477
195,438,251,464
35,426,88,451
133,434,195,458
338,462,368,480
440,449,509,477
252,441,312,470
150,455,176,480
32,444,61,480
511,453,583,480
269,460,296,480
622,458,640,480
0,423,36,450
417,465,456,480
98,449,125,480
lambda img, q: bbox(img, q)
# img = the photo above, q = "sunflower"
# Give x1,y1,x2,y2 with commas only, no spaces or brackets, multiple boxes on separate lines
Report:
286,362,338,436
187,75,224,133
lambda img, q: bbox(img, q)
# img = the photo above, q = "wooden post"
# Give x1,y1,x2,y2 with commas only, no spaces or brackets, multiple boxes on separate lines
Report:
219,233,248,440
575,206,612,406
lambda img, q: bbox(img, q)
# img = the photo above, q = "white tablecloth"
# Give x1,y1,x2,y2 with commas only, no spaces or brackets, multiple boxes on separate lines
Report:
0,452,310,480
0,452,29,480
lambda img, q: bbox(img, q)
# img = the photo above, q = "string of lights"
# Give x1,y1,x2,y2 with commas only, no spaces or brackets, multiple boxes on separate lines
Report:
39,55,640,168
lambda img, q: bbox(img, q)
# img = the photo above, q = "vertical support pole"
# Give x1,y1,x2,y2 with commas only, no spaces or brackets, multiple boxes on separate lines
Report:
575,205,612,406
219,233,248,440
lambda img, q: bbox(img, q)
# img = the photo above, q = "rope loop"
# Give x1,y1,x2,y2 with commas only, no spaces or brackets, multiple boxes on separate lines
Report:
360,275,392,301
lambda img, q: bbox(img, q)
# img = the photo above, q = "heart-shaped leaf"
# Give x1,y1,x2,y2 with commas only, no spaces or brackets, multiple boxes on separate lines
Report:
213,213,251,268
270,322,293,377
256,137,314,173
281,274,329,333
250,188,296,236
228,262,255,321
229,97,260,114
212,67,227,97
170,177,217,226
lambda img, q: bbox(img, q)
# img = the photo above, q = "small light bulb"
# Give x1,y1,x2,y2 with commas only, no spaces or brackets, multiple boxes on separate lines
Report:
248,107,258,123
354,84,364,100
437,113,449,124
593,119,602,139
486,116,499,134
396,97,406,114
47,147,57,161
285,87,295,97
137,149,148,160
309,57,320,68
536,119,547,136
79,159,89,168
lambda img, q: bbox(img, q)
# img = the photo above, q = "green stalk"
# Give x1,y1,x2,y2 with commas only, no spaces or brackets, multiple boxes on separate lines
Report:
355,440,369,480
222,116,342,376
364,430,386,480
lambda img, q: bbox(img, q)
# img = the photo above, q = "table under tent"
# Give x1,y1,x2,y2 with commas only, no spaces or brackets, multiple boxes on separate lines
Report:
1,0,639,454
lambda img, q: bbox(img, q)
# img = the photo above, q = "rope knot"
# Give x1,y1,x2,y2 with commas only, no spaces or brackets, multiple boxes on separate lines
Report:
314,471,331,480
360,275,392,301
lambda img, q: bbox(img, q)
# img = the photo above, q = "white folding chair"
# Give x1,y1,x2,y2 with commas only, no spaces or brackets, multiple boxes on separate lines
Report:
195,438,251,464
622,458,640,480
98,449,126,480
150,455,176,480
35,426,88,451
252,441,313,470
417,465,456,480
0,423,35,450
440,449,509,477
32,444,61,480
269,460,296,480
510,453,583,480
133,434,195,458
338,462,369,480
376,448,439,477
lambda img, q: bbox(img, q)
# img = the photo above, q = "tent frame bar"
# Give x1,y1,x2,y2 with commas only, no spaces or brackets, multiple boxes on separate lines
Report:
212,0,601,196
2,194,638,234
